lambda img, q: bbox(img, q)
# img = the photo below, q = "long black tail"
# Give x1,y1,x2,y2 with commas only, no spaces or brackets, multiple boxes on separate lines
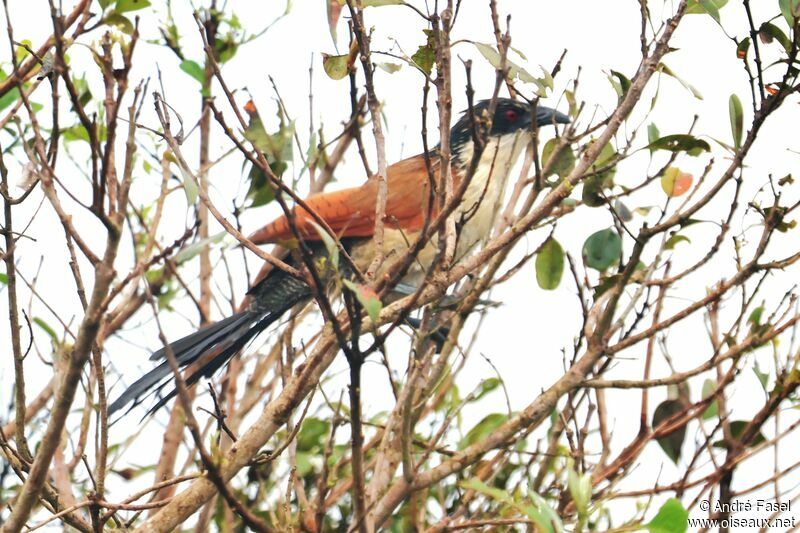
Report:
109,267,313,417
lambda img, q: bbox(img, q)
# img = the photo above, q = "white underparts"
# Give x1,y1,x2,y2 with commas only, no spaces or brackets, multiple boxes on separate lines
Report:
351,131,529,287
452,131,527,260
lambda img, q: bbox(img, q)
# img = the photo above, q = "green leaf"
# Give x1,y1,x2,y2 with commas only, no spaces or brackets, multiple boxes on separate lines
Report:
245,164,278,208
474,378,501,401
687,0,728,22
343,280,382,324
459,413,507,449
307,220,339,272
537,65,555,91
179,60,205,85
174,231,226,265
0,87,20,113
615,200,633,222
583,141,616,207
652,399,687,464
307,130,320,161
99,0,114,8
33,317,59,344
659,64,703,99
295,451,314,476
701,379,718,419
473,43,548,94
73,76,92,108
115,0,151,13
473,43,512,73
608,70,631,101
535,238,564,290
460,478,563,533
661,167,693,197
748,305,764,326
759,22,791,52
712,420,767,448
729,94,743,150
680,218,703,228
510,45,528,60
646,498,689,533
377,62,402,74
524,492,564,533
567,465,592,518
647,123,660,153
565,89,577,118
593,273,622,299
216,38,239,64
748,308,773,339
582,228,622,271
646,134,710,156
104,12,134,34
459,478,518,509
736,37,750,59
297,417,330,452
161,21,181,55
243,102,295,162
0,272,8,284
157,282,179,311
541,139,575,179
61,124,93,143
665,233,691,250
175,162,197,205
322,53,350,80
753,363,770,391
779,0,800,28
0,70,21,112
13,41,32,65
240,102,292,208
411,29,435,75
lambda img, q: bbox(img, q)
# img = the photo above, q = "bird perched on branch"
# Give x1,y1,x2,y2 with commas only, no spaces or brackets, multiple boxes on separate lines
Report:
109,98,569,416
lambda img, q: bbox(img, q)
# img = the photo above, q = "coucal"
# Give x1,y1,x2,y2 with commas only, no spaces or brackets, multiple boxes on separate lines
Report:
109,98,569,415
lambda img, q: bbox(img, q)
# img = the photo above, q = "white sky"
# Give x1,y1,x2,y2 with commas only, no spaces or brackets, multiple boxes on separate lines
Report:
2,0,800,530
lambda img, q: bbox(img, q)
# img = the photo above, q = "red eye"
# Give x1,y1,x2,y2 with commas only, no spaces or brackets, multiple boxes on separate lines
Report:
504,109,519,122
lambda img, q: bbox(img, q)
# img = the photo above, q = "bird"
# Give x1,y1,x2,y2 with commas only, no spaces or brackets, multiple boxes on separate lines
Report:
109,98,569,416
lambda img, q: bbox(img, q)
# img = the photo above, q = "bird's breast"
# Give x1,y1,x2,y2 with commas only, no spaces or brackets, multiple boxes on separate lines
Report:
452,131,527,258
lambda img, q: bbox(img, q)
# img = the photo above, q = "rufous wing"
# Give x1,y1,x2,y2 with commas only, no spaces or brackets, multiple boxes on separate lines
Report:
248,154,439,244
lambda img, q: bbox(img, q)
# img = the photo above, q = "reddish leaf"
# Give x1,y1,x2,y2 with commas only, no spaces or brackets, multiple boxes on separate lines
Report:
343,280,382,323
661,167,693,197
326,0,343,44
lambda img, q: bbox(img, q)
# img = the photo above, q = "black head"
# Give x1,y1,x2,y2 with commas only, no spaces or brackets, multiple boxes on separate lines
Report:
449,98,570,153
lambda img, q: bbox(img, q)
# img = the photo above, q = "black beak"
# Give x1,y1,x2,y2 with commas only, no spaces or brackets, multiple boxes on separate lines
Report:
535,106,571,127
